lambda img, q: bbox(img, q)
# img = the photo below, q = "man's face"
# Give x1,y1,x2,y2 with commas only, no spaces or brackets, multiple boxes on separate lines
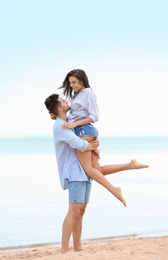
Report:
58,97,71,112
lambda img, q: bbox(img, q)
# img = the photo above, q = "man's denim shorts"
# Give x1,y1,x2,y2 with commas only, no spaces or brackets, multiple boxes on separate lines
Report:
68,180,92,204
74,118,98,138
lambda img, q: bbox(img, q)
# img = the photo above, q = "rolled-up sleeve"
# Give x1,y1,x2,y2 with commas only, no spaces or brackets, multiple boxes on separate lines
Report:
69,88,99,123
53,118,90,190
87,91,99,123
58,128,88,152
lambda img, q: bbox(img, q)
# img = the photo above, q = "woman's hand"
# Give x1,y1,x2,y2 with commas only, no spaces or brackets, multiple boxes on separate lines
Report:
62,122,77,129
49,112,56,120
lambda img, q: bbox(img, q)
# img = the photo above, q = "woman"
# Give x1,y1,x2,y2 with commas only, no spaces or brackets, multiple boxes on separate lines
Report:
55,69,148,207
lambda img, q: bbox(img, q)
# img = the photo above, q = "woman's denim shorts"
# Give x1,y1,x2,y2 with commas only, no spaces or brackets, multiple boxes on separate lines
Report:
74,117,98,138
68,180,92,204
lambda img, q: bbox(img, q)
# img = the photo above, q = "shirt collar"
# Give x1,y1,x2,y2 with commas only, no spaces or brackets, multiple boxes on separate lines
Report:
72,88,90,98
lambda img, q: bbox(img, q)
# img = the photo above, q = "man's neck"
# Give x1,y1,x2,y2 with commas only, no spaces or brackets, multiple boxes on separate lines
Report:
57,114,68,121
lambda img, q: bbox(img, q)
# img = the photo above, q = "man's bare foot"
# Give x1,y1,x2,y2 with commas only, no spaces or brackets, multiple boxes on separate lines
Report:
74,247,83,252
113,187,127,207
61,247,70,253
130,159,149,169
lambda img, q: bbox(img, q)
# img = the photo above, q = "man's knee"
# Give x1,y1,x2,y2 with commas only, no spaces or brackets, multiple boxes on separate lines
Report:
70,203,86,219
80,206,86,216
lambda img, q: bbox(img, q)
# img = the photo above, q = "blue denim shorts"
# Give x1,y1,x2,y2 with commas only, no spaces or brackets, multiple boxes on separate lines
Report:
74,118,98,138
68,181,92,204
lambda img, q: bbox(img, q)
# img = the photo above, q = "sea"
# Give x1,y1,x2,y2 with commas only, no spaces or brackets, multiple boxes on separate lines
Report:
0,136,168,249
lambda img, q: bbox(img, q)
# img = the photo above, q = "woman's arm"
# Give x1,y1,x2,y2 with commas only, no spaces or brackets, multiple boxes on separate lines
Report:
62,117,93,129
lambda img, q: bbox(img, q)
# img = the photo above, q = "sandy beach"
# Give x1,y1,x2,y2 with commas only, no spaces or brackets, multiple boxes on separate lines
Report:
0,235,168,260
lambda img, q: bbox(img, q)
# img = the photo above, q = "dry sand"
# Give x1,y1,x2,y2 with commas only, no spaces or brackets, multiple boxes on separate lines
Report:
0,235,168,260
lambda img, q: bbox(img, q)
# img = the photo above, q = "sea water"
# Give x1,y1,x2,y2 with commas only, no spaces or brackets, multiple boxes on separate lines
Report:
0,136,168,248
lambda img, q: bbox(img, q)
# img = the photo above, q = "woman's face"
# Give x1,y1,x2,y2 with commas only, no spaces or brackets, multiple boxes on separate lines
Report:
69,76,85,93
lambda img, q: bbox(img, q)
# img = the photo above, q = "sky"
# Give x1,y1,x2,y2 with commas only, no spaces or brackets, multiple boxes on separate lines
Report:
0,0,168,137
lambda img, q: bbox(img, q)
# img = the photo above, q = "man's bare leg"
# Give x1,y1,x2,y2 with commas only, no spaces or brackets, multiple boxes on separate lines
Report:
72,204,87,251
61,203,85,253
61,209,73,253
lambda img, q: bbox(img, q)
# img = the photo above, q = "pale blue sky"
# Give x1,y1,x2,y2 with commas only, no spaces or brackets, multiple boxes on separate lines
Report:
0,0,168,137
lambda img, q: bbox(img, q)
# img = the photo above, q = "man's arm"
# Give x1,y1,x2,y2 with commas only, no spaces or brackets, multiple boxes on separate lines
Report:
57,126,99,152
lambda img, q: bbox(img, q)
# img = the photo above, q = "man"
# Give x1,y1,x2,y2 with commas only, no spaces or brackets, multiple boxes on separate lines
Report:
44,93,149,253
44,93,99,253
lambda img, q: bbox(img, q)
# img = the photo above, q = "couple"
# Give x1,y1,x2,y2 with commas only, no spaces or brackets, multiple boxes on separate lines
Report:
44,89,149,253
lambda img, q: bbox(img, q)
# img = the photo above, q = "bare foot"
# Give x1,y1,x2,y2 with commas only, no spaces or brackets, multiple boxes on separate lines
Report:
74,247,83,252
113,187,127,207
130,159,149,169
61,247,70,253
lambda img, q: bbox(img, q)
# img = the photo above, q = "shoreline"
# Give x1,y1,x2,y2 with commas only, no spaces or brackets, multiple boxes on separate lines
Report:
0,235,168,260
1,230,168,252
0,234,138,252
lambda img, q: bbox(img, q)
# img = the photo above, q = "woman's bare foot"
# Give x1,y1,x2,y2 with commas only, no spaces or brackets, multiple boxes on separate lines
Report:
130,159,149,169
113,187,127,207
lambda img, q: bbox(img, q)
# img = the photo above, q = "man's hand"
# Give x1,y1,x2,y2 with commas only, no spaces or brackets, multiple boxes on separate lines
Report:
85,137,100,153
90,138,99,148
90,138,100,158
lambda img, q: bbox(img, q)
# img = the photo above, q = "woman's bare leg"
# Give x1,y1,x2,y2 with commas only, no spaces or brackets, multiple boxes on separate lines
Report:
88,135,149,176
92,153,149,176
76,135,149,206
76,148,126,207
